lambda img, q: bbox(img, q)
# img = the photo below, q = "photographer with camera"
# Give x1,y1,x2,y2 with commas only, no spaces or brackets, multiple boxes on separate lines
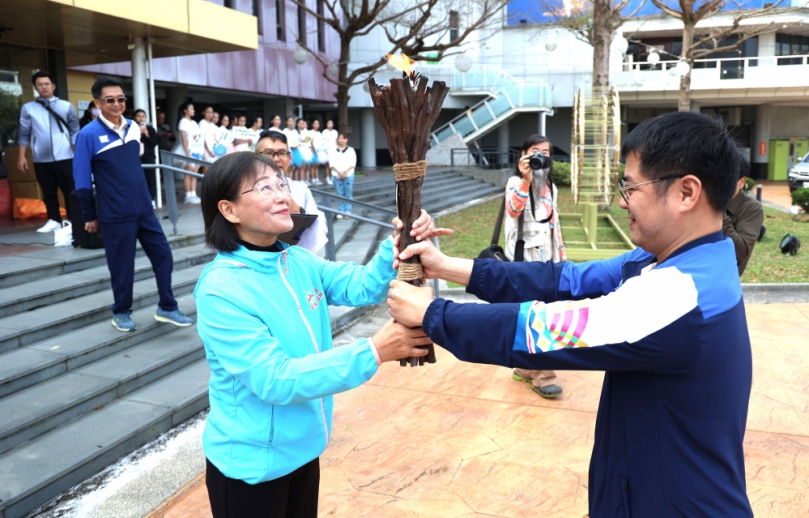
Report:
504,135,566,398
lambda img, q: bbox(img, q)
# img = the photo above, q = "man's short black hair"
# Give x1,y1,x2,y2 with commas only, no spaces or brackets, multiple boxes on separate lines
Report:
258,130,288,148
201,153,282,252
621,111,741,212
31,71,55,86
91,77,126,99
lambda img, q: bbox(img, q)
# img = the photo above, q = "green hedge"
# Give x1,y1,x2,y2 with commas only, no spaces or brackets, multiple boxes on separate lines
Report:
551,161,624,187
793,187,809,214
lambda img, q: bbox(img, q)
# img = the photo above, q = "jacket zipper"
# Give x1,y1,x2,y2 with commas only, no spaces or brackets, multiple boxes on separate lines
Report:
277,253,330,446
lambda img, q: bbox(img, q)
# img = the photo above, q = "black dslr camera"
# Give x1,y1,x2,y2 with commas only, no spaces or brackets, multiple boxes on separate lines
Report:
528,152,551,171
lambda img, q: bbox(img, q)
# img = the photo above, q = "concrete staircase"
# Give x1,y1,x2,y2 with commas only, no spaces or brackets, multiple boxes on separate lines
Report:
312,168,503,264
0,234,214,518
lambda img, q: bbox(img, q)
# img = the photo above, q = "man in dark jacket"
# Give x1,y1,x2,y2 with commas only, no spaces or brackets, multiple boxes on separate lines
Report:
73,78,192,332
387,112,754,518
134,108,159,204
723,164,764,276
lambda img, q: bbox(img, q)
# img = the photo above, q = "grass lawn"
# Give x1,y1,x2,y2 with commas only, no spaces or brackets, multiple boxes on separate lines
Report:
437,188,809,284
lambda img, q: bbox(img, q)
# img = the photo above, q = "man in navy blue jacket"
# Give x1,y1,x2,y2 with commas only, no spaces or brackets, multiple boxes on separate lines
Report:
73,78,192,332
388,112,753,517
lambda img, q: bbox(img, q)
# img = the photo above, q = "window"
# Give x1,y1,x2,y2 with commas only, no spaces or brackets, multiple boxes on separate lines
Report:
276,0,286,41
449,11,459,42
253,0,262,36
298,3,306,46
776,33,809,65
317,0,326,52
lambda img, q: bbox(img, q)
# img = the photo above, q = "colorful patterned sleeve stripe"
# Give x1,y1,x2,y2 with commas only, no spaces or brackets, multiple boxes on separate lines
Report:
512,266,700,354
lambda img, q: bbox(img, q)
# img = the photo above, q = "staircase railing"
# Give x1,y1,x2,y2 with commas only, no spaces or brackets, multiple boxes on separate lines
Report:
431,67,553,145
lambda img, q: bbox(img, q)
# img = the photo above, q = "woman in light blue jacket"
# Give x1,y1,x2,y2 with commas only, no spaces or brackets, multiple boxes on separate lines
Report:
195,152,440,518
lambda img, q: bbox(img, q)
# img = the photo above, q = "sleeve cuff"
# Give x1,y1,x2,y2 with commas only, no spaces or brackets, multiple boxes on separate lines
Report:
422,298,444,341
367,337,382,366
466,259,483,297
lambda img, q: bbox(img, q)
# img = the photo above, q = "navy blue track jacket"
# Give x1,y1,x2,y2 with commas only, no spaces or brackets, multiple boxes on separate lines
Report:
72,118,153,223
423,232,753,517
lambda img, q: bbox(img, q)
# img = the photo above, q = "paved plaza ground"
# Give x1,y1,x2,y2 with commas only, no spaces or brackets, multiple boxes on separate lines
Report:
147,301,809,518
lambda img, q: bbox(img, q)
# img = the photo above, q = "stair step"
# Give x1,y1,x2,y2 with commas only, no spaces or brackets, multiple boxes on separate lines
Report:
0,264,205,354
0,296,197,399
0,233,204,290
0,360,210,518
0,244,212,318
0,326,203,456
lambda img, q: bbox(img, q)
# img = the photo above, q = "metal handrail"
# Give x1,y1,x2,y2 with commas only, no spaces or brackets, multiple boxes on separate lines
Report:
450,147,520,169
311,189,396,216
142,150,212,235
622,53,809,72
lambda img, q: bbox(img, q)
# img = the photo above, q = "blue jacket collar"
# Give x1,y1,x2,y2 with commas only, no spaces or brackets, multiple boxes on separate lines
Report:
660,230,725,265
221,242,292,273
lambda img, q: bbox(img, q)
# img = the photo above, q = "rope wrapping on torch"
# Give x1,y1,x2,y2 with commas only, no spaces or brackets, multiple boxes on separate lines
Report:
397,262,426,284
393,160,427,182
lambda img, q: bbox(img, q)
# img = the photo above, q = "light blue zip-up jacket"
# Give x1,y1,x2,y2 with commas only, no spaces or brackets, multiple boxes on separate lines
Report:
194,237,396,484
18,97,79,163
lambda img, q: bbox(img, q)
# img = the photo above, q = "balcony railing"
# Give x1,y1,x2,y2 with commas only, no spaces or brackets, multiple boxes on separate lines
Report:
615,54,809,90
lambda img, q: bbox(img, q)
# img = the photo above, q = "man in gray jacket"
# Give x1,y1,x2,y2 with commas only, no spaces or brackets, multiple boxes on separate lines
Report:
17,71,80,233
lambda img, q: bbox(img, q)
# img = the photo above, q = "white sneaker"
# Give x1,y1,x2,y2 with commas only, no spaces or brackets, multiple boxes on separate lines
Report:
37,219,61,233
326,177,333,185
187,195,201,205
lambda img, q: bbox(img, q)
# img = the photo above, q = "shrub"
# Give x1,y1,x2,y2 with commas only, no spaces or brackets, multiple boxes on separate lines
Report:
553,161,571,186
745,177,755,192
792,187,809,214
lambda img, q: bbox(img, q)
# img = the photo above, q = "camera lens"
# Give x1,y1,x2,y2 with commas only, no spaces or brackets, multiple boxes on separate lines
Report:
528,152,550,171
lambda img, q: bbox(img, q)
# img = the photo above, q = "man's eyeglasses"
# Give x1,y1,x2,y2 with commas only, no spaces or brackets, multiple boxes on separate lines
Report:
239,175,291,199
259,149,291,159
617,174,685,203
98,96,127,105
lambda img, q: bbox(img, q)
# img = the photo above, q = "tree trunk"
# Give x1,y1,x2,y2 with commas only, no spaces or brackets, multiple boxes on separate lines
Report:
335,40,352,135
591,0,612,88
678,22,695,112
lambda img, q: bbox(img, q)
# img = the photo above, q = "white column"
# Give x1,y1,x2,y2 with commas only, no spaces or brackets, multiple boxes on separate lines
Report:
538,111,546,136
497,120,509,166
130,37,148,114
361,108,376,168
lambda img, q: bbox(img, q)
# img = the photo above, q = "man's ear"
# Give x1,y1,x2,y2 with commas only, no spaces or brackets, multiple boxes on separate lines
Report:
678,175,702,212
218,200,240,224
93,98,102,111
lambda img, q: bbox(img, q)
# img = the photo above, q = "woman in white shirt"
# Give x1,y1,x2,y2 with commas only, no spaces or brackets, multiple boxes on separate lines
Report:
310,119,328,185
327,132,357,214
268,114,283,133
172,101,205,204
321,120,338,185
503,134,567,399
231,115,254,152
211,114,235,160
282,116,302,181
295,118,316,185
199,106,215,164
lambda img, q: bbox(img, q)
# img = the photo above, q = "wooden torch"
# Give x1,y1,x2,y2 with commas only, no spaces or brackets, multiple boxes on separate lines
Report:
368,53,449,367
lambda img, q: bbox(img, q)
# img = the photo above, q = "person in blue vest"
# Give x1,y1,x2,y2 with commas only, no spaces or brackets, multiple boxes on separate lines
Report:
387,111,754,518
72,77,192,332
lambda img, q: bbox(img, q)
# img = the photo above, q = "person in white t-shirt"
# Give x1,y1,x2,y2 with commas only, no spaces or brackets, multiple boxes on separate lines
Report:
248,116,263,151
296,118,316,185
327,132,357,215
310,119,329,186
210,114,234,160
282,116,302,181
231,115,254,152
268,114,283,133
254,130,329,253
199,106,215,164
322,120,338,185
172,101,205,204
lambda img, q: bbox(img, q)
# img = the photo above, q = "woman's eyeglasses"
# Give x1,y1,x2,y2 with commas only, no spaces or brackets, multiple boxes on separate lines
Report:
99,96,127,105
239,176,291,199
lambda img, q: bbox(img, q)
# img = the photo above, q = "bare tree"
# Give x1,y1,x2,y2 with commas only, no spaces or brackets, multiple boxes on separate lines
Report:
648,0,791,111
291,0,509,133
543,0,643,87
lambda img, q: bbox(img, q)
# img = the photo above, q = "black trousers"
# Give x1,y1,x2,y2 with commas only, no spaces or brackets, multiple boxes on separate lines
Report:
34,159,74,222
142,163,157,202
206,458,320,518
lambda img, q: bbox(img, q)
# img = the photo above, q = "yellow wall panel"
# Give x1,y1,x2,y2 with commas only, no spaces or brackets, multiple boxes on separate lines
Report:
66,70,96,110
188,0,258,50
73,0,188,32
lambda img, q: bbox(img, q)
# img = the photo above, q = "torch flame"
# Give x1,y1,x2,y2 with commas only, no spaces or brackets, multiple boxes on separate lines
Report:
386,53,416,75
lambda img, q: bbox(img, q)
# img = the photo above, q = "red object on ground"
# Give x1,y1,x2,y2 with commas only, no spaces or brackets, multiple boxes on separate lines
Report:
12,198,66,220
0,180,10,216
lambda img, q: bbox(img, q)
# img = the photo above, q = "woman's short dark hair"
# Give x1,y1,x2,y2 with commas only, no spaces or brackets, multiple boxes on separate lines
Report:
201,153,282,252
177,101,194,129
133,109,147,117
